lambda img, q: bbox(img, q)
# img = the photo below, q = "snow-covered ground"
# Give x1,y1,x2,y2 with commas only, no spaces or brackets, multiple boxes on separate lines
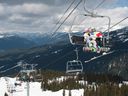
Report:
0,77,84,96
1,77,128,96
0,77,9,96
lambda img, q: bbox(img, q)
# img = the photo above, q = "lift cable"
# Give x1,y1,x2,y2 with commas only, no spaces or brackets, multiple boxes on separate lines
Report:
51,0,82,38
84,51,115,63
0,64,20,73
52,0,76,32
94,0,106,10
83,0,106,15
43,46,82,69
104,17,128,32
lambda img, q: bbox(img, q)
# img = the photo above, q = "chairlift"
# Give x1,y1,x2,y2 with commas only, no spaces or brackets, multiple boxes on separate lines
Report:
68,13,111,53
66,48,83,74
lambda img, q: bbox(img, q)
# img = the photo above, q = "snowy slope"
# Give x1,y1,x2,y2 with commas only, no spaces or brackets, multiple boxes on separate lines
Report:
0,77,84,96
0,77,9,96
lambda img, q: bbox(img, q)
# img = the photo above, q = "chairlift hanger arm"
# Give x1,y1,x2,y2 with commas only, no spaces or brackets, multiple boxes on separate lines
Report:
83,0,106,16
69,14,85,32
83,14,111,40
68,14,86,45
71,13,111,33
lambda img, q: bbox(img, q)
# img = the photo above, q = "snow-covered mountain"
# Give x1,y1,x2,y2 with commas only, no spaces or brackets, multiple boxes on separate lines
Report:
0,31,69,51
0,26,128,79
110,26,128,49
0,25,126,51
0,35,36,52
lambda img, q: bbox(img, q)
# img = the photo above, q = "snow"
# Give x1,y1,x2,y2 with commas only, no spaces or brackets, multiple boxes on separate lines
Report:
0,35,4,38
51,49,62,54
1,77,128,96
110,25,125,31
117,32,124,36
123,81,128,85
123,38,128,42
35,55,40,58
0,77,84,96
0,77,9,96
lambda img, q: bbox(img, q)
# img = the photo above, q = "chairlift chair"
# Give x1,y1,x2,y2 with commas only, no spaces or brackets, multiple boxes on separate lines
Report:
66,48,83,74
66,60,83,74
68,14,111,53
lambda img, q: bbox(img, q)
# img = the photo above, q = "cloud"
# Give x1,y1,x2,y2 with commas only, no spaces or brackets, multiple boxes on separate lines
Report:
0,0,66,6
98,7,128,25
10,3,50,16
0,0,127,33
0,1,70,33
63,6,128,32
0,4,4,14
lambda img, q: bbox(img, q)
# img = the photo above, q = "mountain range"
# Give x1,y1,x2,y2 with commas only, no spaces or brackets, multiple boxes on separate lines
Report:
0,26,128,80
0,31,68,50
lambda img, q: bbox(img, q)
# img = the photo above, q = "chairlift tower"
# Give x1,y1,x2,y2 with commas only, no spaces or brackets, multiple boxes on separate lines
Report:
16,61,38,82
19,62,38,76
18,61,38,96
66,48,83,74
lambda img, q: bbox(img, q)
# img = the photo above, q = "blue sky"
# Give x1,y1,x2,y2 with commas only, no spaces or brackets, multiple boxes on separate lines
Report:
116,0,128,7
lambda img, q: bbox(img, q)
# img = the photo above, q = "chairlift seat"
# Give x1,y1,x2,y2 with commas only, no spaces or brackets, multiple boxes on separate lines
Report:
66,60,83,74
70,35,85,45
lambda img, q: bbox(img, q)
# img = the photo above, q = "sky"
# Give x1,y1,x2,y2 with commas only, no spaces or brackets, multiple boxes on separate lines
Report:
0,0,127,33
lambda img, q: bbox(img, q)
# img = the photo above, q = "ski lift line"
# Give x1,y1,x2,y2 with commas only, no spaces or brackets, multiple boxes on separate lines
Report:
0,64,19,73
51,0,82,37
0,64,20,73
104,17,128,32
83,0,106,15
50,0,76,34
43,46,81,69
52,0,76,30
0,62,26,74
94,0,106,10
84,51,115,63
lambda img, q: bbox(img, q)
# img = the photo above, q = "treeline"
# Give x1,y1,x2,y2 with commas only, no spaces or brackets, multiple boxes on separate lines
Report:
83,83,128,96
78,73,123,84
40,70,128,96
41,76,84,91
40,70,127,92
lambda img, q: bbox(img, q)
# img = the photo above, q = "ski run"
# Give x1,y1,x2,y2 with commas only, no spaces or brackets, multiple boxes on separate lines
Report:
0,77,84,96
